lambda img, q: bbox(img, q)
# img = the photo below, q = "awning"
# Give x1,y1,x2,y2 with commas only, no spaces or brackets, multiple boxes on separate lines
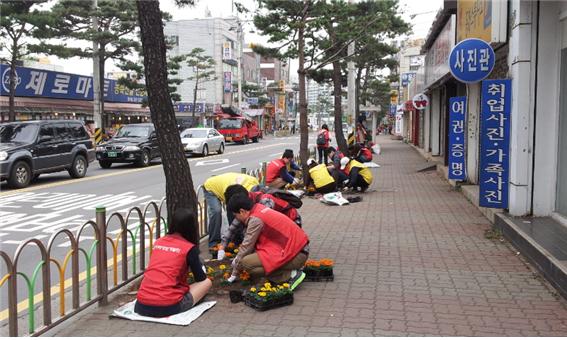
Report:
242,109,264,117
0,96,150,115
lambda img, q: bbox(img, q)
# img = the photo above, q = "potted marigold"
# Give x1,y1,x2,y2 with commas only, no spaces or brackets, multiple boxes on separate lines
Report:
209,242,238,259
243,281,294,311
304,258,334,281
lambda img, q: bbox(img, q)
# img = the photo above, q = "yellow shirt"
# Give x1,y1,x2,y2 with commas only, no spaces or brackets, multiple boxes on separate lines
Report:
309,164,335,188
348,160,373,185
203,172,259,201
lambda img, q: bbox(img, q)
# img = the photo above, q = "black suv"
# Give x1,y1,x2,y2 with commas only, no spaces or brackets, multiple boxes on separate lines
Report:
95,123,160,168
0,120,95,188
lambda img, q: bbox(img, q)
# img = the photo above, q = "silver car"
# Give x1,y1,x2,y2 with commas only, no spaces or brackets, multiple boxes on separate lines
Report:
180,128,225,156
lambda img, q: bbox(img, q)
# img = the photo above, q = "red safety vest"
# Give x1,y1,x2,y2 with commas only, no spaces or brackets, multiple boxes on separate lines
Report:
265,158,286,184
250,204,309,275
249,191,299,222
360,147,372,161
137,233,194,306
318,129,330,148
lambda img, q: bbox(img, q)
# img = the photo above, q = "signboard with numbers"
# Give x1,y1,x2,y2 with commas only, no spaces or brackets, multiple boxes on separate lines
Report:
449,38,495,83
448,96,467,180
479,79,511,208
0,64,146,103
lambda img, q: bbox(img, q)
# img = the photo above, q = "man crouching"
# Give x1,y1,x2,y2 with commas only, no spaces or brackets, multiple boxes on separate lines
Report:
226,193,309,290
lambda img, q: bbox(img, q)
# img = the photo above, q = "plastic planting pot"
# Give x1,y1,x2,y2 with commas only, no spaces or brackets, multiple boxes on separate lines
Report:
243,293,294,311
304,268,334,282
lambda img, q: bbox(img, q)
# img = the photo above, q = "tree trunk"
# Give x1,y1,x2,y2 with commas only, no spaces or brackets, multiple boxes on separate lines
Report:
297,11,309,183
355,67,362,121
192,73,198,121
99,56,106,127
136,0,199,240
8,38,18,122
327,26,348,155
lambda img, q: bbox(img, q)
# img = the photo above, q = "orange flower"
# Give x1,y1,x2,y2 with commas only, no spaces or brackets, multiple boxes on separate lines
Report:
305,259,320,268
228,242,236,249
320,259,334,267
223,272,231,279
225,252,233,257
239,270,251,281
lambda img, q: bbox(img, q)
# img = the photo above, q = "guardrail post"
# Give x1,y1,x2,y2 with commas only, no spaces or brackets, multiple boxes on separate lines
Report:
96,206,108,306
261,162,267,185
241,167,246,174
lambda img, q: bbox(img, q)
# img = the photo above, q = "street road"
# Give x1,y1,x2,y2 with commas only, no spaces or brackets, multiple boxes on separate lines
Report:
0,133,314,332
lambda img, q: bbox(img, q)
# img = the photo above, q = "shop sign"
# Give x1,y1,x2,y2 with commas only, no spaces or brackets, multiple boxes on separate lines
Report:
449,38,495,83
479,79,511,209
448,96,467,180
394,113,403,135
174,102,205,113
247,97,259,105
412,93,429,110
389,104,396,116
223,72,232,93
223,42,232,60
0,64,146,103
401,72,416,87
457,0,507,44
424,15,456,88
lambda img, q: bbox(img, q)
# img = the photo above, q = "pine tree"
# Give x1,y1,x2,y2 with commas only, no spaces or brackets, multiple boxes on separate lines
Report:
185,48,216,121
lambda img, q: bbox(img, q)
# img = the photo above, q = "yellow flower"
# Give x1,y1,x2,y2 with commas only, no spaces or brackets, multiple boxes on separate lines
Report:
250,288,256,292
264,282,271,288
282,283,290,288
258,292,267,297
234,249,239,253
219,264,227,270
277,285,283,289
272,288,277,292
207,267,214,274
260,287,267,292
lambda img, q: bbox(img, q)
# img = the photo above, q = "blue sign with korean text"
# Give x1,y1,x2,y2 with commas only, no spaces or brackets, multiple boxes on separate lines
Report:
479,79,511,209
389,104,396,116
449,38,495,83
174,102,205,113
247,97,259,105
448,96,467,181
401,72,416,87
0,64,146,103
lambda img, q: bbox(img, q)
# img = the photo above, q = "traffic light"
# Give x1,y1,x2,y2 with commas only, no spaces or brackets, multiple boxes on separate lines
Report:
278,80,285,91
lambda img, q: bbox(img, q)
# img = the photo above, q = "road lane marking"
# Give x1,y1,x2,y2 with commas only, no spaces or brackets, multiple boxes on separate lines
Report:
195,159,229,167
212,163,241,172
269,152,281,157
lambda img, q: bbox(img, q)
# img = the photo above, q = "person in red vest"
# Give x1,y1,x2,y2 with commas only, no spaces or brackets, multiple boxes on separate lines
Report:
226,193,309,289
316,124,331,165
265,149,301,189
135,208,212,317
217,184,303,260
356,144,373,163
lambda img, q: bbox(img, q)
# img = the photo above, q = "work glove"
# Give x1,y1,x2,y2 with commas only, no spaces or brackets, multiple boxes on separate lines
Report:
227,275,238,283
231,257,238,269
292,178,300,185
201,265,207,274
217,249,225,260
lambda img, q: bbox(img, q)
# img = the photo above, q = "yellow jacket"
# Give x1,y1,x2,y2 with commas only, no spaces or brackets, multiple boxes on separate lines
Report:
346,159,373,185
309,164,335,188
203,172,259,201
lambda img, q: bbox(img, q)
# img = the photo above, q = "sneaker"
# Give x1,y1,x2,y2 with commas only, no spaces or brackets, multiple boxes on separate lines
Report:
289,270,306,291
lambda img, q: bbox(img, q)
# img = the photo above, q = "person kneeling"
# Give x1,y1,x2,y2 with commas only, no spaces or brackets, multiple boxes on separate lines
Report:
135,208,212,317
340,157,373,193
306,159,337,194
227,194,309,289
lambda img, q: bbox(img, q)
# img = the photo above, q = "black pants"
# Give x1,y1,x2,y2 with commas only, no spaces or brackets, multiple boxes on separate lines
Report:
317,147,328,165
354,175,370,191
317,181,337,194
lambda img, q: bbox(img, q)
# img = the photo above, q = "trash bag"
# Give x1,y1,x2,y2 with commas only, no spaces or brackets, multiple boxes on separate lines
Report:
320,192,350,206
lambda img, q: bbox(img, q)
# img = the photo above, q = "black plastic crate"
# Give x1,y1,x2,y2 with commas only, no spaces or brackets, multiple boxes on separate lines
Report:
304,268,334,282
243,293,294,311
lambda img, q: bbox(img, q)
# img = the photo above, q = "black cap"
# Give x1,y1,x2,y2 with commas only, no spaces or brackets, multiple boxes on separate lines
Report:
282,149,294,159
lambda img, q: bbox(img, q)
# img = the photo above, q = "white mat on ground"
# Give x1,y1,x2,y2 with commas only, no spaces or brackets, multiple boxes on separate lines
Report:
110,300,216,326
320,192,350,206
363,161,381,168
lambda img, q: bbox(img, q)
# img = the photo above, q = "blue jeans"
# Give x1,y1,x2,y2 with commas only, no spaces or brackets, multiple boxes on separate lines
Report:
204,189,222,247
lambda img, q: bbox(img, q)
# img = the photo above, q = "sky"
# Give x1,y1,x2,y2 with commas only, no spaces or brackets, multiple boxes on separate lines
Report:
29,0,443,76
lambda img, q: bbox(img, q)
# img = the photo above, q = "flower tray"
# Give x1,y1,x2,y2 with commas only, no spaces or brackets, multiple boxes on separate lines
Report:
243,293,294,311
304,268,334,282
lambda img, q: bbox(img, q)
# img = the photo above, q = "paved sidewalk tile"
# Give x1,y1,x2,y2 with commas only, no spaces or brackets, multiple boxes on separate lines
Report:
48,136,567,337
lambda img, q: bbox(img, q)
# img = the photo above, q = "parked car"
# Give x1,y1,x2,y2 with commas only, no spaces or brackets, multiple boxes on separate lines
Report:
95,123,160,168
180,128,225,156
0,120,95,189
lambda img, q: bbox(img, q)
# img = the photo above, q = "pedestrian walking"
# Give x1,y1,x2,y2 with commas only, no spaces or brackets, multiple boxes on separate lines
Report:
316,124,331,165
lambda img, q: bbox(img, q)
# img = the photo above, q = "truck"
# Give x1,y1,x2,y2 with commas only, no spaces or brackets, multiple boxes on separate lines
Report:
215,107,262,144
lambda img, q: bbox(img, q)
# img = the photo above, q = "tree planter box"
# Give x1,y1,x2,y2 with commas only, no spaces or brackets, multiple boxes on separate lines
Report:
304,268,334,282
243,293,294,311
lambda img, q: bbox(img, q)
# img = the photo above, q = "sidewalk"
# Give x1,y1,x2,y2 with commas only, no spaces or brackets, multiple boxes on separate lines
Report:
47,136,567,336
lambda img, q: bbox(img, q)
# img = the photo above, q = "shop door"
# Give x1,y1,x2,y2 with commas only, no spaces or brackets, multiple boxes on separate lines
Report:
556,18,567,216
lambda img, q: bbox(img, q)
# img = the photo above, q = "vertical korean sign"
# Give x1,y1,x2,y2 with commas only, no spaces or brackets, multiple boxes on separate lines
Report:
479,79,511,208
223,72,232,93
448,97,467,180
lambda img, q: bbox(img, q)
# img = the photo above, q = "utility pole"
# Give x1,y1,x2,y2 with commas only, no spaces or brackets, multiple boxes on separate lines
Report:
92,0,102,130
347,0,356,135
